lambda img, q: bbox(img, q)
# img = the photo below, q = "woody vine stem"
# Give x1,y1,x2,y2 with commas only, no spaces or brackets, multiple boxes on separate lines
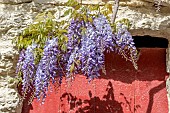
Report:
112,0,119,23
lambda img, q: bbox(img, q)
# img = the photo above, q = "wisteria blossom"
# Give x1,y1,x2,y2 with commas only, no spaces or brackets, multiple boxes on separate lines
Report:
16,44,37,97
115,23,138,69
35,38,60,100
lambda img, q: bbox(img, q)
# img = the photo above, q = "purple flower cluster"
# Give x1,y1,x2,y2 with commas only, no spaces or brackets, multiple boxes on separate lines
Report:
66,15,138,81
16,44,37,97
35,38,59,100
66,19,85,80
78,23,105,81
66,15,116,81
66,46,79,79
115,23,138,69
67,19,85,54
16,49,25,75
93,15,115,51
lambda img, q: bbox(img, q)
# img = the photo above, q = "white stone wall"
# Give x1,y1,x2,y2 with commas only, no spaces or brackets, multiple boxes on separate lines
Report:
0,0,170,112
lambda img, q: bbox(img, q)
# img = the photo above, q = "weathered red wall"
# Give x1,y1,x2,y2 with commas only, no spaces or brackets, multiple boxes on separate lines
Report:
22,48,169,113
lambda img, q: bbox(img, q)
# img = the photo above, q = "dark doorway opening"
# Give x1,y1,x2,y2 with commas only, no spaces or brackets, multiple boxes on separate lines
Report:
133,35,168,48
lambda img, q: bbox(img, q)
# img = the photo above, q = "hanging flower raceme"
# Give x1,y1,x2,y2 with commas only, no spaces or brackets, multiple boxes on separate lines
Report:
35,37,60,101
16,44,37,98
79,22,105,81
115,23,138,69
67,19,85,55
93,15,115,51
16,49,25,75
65,19,85,81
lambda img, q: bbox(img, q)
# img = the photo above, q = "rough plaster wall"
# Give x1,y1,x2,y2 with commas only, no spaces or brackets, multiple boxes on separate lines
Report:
0,0,170,112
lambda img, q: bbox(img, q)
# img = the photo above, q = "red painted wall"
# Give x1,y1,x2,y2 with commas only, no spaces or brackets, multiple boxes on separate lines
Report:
22,48,169,113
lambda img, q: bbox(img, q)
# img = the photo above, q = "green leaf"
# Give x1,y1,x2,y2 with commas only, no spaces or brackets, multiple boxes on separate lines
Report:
37,35,41,42
82,14,87,22
67,0,79,7
91,4,99,11
61,44,67,52
106,4,112,12
70,63,75,73
101,10,108,16
37,48,43,53
22,28,29,36
88,17,93,23
62,9,72,17
74,4,81,10
75,60,80,65
116,18,131,29
66,0,74,6
81,27,86,35
63,35,68,42
47,12,55,19
70,10,78,19
34,12,46,22
58,29,68,34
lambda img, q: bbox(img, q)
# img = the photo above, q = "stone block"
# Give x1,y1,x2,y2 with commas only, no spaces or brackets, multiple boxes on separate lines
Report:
0,0,32,4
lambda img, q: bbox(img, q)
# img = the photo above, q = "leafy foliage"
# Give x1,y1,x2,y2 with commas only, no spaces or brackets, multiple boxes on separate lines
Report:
14,0,138,103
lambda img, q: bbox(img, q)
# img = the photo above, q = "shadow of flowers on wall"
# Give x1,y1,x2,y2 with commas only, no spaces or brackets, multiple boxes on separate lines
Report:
60,81,123,113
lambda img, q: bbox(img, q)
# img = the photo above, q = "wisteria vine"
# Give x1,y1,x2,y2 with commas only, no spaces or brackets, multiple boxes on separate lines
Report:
16,12,138,103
